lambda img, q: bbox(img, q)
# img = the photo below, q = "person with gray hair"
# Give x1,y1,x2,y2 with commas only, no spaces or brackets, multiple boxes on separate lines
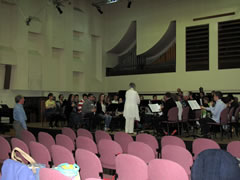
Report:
13,95,27,138
123,82,140,133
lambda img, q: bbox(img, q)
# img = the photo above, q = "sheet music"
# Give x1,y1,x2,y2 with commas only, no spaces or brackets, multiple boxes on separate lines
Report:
188,100,201,110
148,104,161,113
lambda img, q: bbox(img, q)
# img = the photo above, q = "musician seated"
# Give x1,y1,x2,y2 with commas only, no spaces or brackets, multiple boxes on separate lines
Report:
177,88,183,98
111,94,119,104
96,93,112,131
175,95,183,121
181,91,195,119
55,94,66,127
116,98,124,116
69,94,85,129
45,93,57,128
82,94,97,131
199,91,226,136
230,97,239,121
154,92,176,134
201,97,211,118
110,97,125,130
152,95,158,101
161,92,177,120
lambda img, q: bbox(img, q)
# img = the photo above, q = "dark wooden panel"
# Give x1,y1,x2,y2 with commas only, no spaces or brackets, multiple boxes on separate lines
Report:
106,43,176,76
24,97,48,122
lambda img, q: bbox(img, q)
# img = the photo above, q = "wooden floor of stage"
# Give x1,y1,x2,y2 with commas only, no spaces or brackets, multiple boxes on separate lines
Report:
2,121,240,146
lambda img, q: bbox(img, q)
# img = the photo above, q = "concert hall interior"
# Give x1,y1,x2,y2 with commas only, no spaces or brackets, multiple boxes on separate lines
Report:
0,0,240,179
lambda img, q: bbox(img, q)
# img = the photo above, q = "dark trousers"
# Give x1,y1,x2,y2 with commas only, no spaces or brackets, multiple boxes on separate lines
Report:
199,117,216,135
69,112,83,128
84,113,97,131
154,116,167,132
109,115,125,131
46,110,58,127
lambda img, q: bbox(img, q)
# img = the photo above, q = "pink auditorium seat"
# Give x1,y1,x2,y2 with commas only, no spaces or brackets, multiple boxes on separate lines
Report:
114,132,133,153
11,138,29,164
38,132,55,153
29,141,51,168
76,136,98,154
21,130,36,147
39,168,71,180
77,128,93,140
98,139,122,170
116,154,148,180
62,127,76,142
161,135,186,149
136,133,159,156
95,130,112,144
127,141,155,164
192,138,220,159
162,107,180,134
75,149,103,180
227,141,240,158
56,134,75,152
162,145,193,176
207,108,230,139
51,145,75,166
148,159,188,180
0,136,11,163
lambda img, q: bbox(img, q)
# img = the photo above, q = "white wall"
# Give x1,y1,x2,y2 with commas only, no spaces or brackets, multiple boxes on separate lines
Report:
0,0,105,105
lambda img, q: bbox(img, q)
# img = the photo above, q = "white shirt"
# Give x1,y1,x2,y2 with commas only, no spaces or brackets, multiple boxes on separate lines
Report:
111,100,119,104
176,101,183,121
101,103,106,113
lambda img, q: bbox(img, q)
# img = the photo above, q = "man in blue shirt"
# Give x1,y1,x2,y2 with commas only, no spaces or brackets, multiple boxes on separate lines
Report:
13,95,27,138
199,91,226,136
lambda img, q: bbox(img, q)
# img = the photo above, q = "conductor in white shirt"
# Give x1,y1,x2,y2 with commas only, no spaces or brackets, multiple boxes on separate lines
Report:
123,82,140,133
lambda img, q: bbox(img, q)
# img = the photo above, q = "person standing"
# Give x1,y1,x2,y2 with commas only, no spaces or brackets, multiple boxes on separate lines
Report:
13,95,27,138
123,82,140,134
45,93,56,128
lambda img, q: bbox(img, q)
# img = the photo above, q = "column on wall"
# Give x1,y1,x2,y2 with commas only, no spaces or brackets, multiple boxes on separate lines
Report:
176,21,186,74
209,23,218,72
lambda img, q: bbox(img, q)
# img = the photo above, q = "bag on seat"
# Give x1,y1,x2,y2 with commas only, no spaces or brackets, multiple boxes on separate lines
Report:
11,147,46,180
55,163,81,180
1,159,35,180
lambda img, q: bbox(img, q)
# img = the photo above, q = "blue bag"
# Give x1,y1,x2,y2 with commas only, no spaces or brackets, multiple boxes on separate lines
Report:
11,147,46,180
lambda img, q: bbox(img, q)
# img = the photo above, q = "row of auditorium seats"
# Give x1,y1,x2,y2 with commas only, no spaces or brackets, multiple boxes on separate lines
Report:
0,128,240,179
38,154,190,180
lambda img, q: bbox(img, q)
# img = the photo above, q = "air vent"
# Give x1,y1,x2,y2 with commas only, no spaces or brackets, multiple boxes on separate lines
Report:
218,19,240,69
186,24,209,71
